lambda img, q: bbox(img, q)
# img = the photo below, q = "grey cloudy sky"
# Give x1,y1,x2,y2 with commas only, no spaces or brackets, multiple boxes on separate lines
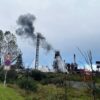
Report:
0,0,100,67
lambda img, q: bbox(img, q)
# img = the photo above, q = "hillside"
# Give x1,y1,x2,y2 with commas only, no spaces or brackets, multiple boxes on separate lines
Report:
0,84,24,100
0,83,100,100
0,70,100,100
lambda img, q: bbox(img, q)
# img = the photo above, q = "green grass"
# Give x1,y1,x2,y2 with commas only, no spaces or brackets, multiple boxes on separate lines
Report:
21,84,93,100
0,84,24,100
0,82,100,100
0,83,98,100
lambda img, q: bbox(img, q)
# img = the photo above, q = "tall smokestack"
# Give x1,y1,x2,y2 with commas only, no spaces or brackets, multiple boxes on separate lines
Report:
74,54,76,64
73,54,78,71
35,33,40,69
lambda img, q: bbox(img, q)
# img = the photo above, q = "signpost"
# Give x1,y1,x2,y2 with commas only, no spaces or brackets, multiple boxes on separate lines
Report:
4,53,11,86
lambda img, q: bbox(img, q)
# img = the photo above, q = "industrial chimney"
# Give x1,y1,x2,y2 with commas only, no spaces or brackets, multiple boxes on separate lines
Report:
73,54,78,71
35,33,40,69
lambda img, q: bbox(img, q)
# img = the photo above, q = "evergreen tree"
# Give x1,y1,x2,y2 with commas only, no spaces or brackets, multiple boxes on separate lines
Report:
16,53,23,69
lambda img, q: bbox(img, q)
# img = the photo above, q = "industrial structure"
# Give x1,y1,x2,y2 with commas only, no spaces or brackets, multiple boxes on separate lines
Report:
53,51,68,73
35,33,40,69
35,33,45,69
73,54,78,71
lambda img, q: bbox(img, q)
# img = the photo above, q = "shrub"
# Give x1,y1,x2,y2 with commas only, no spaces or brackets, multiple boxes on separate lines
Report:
0,68,18,83
7,69,18,83
0,67,4,82
18,77,38,92
31,70,46,81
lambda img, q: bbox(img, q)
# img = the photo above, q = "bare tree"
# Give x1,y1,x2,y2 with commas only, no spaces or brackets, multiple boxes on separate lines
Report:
78,48,96,100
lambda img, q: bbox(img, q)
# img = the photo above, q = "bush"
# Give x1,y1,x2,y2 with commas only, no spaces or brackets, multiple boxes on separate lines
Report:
95,88,100,99
0,67,4,82
30,70,46,81
7,69,18,83
18,77,38,92
0,68,18,83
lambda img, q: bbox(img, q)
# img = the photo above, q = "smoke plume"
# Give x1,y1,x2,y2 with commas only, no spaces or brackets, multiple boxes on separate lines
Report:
16,13,53,51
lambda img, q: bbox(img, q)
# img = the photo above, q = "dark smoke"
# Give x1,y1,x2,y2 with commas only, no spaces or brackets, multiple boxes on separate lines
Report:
16,13,36,39
41,39,52,51
16,13,53,51
37,32,53,51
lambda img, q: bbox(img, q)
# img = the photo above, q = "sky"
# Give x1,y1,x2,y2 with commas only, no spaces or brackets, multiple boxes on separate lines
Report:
0,0,100,70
